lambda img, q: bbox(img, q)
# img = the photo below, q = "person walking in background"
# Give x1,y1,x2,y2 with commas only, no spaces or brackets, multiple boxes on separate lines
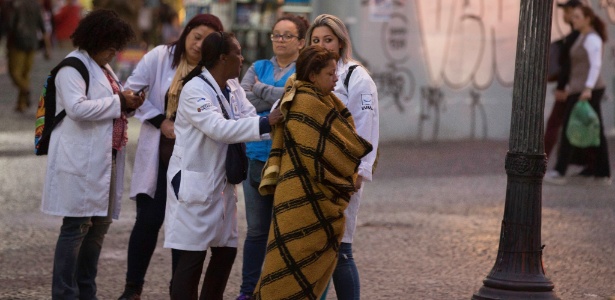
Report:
254,45,372,300
5,0,51,112
40,0,53,50
53,0,82,49
39,9,142,299
117,14,224,300
164,31,281,300
544,0,582,159
236,13,308,300
306,14,380,300
545,5,611,186
161,11,182,45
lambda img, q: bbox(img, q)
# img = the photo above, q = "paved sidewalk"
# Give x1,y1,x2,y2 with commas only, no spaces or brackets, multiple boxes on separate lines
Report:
0,48,614,300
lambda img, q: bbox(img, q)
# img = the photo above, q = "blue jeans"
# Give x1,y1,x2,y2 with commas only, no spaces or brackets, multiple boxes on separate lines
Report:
239,159,273,295
321,242,360,300
52,216,112,299
51,159,115,300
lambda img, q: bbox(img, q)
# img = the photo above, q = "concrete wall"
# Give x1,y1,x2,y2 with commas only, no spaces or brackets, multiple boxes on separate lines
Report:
312,0,615,142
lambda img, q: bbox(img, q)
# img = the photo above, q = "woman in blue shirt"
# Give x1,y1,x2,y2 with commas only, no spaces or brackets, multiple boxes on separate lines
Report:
236,13,309,300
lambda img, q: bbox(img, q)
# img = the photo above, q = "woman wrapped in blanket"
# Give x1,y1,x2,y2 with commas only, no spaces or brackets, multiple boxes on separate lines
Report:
253,45,373,300
237,13,309,300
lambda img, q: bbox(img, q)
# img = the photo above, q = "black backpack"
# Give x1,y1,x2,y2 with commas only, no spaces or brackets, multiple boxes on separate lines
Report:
35,57,89,155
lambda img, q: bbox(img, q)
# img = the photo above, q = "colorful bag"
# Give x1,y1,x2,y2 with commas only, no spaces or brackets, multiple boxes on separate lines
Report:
35,57,89,155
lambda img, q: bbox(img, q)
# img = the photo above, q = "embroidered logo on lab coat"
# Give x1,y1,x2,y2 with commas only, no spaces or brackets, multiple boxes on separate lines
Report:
361,94,374,111
197,98,214,112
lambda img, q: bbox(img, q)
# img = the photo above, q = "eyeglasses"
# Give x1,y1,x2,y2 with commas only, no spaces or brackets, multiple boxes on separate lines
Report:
270,33,299,42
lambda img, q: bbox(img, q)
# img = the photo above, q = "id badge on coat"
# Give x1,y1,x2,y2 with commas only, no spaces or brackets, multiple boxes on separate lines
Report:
232,102,239,117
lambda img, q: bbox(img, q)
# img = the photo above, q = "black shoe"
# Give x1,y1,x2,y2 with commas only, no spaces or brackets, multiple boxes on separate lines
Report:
118,282,143,300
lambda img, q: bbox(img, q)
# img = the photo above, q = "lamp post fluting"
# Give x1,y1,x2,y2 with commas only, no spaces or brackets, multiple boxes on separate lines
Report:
472,0,559,299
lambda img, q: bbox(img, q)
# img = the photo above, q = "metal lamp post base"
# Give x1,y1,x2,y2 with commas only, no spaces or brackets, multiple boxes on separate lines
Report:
473,285,559,300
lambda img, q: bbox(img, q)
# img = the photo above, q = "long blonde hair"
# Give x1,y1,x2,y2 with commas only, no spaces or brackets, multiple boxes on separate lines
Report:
306,14,353,64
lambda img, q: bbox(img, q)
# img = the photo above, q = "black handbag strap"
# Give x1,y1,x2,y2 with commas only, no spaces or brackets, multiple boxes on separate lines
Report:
197,74,231,120
344,64,359,90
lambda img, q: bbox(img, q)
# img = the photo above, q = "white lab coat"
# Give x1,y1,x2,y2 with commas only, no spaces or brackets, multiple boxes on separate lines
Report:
334,59,380,243
125,45,176,199
164,69,262,251
41,50,126,219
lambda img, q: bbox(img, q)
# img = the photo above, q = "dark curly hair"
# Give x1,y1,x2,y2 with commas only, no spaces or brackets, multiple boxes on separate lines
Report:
71,9,135,56
170,14,224,69
296,45,339,82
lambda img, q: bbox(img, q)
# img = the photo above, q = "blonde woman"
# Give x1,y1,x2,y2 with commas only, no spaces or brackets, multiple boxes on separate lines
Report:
307,14,380,300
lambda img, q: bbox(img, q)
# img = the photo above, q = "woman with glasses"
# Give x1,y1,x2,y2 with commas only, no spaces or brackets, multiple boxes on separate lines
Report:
307,14,380,300
236,13,309,300
164,31,282,300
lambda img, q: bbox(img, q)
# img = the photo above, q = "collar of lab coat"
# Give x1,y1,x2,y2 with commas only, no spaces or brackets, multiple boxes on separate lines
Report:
69,49,120,95
200,69,241,119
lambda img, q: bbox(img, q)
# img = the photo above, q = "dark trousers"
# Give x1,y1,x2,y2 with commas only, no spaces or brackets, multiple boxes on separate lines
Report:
125,161,166,285
544,100,567,158
554,89,611,178
125,159,178,286
170,247,237,300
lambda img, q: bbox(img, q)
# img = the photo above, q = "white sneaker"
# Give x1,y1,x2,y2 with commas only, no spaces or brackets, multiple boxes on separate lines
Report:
544,170,567,185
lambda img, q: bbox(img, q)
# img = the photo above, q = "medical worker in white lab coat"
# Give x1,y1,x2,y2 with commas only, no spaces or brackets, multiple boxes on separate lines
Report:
164,31,282,300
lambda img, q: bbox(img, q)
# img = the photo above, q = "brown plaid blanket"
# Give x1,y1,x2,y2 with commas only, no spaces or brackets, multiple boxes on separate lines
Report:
254,76,373,300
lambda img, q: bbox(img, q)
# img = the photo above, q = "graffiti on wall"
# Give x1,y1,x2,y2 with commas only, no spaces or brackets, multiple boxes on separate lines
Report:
361,0,614,140
371,63,415,112
416,0,519,90
415,0,520,139
356,8,417,113
600,0,615,23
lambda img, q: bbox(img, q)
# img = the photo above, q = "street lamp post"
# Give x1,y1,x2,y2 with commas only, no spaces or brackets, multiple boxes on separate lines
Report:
472,0,559,299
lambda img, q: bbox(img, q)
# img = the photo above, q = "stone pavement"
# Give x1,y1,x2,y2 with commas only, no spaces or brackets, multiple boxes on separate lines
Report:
0,48,614,300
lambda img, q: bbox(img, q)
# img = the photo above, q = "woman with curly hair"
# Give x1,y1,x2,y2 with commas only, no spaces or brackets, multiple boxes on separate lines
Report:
40,9,143,299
